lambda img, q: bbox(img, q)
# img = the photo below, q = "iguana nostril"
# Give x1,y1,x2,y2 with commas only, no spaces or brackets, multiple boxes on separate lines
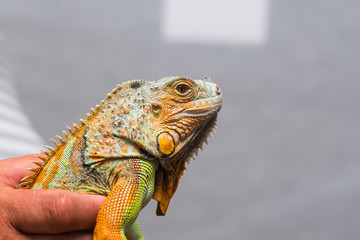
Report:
215,85,221,95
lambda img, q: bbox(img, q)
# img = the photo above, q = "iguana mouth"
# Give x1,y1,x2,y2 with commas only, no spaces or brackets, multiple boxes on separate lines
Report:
182,103,222,117
182,96,222,115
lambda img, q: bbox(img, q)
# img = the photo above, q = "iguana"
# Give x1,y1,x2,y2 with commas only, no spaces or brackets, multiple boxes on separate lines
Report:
18,76,222,239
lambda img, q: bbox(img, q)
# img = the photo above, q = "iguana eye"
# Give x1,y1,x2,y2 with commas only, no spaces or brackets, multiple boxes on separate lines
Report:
176,84,189,93
174,83,193,97
168,78,197,101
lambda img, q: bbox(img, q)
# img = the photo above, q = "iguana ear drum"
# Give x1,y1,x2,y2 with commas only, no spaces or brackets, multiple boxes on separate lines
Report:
157,132,175,157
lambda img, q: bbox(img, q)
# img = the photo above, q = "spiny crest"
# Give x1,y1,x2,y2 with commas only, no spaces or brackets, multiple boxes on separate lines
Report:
50,139,60,147
33,158,45,164
43,145,55,152
17,156,43,188
18,115,90,189
18,80,132,189
56,135,66,144
86,79,146,115
44,117,88,154
93,81,126,112
73,123,80,130
18,175,33,188
37,80,124,160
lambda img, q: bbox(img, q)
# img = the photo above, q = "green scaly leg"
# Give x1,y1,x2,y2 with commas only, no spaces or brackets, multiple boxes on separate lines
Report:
125,221,145,240
94,159,156,239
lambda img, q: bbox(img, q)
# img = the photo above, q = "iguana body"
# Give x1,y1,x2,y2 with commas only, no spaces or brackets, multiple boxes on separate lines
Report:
18,76,222,239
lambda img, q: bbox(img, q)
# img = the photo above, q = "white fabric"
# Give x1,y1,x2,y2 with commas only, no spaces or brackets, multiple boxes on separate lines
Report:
0,32,43,159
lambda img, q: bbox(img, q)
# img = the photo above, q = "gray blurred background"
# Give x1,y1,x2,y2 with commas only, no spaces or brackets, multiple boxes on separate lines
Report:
1,0,360,239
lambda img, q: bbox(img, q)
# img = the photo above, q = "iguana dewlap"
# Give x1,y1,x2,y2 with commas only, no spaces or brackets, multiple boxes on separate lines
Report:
18,76,222,239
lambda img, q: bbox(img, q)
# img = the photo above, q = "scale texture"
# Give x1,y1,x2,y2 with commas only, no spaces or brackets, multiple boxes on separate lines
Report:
18,76,222,239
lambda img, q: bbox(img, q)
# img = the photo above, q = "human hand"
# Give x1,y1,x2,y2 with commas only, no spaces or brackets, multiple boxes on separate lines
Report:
0,154,106,240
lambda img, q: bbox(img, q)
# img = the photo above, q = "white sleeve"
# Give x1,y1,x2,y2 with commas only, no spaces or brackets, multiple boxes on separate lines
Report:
0,32,43,159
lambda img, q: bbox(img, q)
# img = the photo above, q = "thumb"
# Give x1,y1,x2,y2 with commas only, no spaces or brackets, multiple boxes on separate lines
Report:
5,189,105,234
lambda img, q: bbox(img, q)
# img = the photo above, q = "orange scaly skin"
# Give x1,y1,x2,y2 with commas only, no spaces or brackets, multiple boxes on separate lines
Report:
18,76,222,239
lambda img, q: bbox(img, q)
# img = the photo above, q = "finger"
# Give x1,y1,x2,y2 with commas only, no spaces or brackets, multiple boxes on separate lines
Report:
0,154,43,188
7,189,105,234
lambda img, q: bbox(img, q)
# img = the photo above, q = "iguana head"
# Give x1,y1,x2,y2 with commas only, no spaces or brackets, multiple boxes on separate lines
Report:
96,76,222,215
147,76,222,169
109,76,222,161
